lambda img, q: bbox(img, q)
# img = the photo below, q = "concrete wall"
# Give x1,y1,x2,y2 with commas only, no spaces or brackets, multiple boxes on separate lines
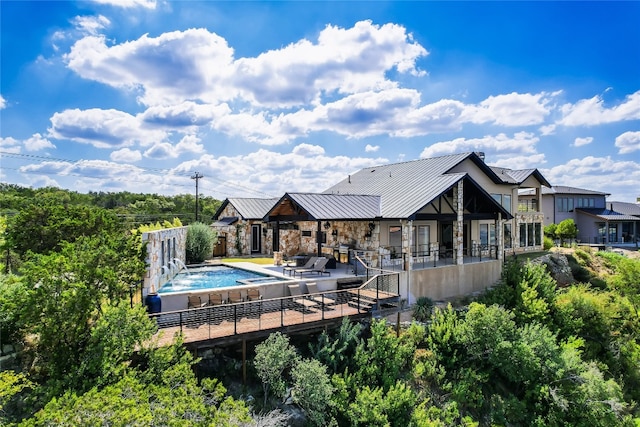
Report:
143,227,188,296
404,259,502,303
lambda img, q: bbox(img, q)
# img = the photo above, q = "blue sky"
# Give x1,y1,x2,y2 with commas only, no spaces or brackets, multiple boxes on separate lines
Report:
1,1,639,202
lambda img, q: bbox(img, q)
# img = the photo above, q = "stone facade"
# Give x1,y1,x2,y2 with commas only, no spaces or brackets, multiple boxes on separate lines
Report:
213,203,271,256
142,227,188,295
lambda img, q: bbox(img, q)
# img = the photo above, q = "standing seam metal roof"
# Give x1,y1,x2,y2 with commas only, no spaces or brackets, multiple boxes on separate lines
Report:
227,198,279,219
323,153,482,218
282,193,381,219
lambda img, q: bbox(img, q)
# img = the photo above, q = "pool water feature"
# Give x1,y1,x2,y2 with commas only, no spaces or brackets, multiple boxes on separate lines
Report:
158,265,280,294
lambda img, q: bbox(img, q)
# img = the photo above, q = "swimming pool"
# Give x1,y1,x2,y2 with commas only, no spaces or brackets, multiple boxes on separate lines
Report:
158,265,282,294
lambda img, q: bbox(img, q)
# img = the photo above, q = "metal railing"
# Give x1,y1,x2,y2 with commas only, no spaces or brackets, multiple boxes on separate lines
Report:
148,287,391,341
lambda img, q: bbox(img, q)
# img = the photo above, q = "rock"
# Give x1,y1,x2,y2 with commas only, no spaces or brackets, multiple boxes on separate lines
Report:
530,253,574,286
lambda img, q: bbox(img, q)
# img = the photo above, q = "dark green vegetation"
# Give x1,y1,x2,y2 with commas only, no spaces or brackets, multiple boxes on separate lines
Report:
186,222,218,264
1,186,639,425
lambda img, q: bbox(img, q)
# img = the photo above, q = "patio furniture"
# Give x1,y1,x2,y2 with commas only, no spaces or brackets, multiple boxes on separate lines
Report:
283,256,319,276
287,284,318,309
293,257,330,277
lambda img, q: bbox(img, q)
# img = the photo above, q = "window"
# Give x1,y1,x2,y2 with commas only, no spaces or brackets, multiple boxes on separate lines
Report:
520,224,527,247
557,197,574,212
413,225,430,255
480,223,496,247
491,194,502,205
503,194,512,212
389,226,402,258
527,223,534,246
301,230,312,237
518,198,538,212
535,223,541,246
504,223,512,248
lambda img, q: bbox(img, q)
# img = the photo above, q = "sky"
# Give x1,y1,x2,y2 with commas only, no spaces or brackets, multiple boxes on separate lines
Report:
1,1,639,203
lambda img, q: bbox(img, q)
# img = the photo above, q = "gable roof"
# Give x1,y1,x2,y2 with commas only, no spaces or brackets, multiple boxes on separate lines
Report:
323,152,509,218
542,186,609,196
265,193,381,221
213,197,278,220
490,167,551,187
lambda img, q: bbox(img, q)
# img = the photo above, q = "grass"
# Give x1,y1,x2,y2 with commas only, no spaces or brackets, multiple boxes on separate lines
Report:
222,257,274,265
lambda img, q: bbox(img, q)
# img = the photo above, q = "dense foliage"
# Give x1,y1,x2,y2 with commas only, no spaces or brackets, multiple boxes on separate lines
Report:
186,222,218,263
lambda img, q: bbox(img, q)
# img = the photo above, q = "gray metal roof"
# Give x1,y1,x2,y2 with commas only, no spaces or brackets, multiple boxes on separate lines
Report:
285,193,381,219
227,198,278,219
324,152,481,218
489,167,551,187
609,201,640,217
577,208,639,221
542,186,609,196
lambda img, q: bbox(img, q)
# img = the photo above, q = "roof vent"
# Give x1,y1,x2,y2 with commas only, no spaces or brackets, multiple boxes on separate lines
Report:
475,152,486,162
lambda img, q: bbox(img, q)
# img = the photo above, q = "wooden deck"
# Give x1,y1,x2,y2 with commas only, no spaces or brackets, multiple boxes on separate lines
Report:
150,288,397,347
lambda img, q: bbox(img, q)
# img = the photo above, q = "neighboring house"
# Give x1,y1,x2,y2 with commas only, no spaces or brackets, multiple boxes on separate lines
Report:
212,197,278,256
539,186,640,245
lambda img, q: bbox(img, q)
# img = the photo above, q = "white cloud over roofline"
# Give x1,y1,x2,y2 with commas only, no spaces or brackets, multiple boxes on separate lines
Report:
559,90,640,126
420,132,540,158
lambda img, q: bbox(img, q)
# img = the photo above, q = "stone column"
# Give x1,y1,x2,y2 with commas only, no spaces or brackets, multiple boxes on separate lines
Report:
454,181,464,265
496,213,503,260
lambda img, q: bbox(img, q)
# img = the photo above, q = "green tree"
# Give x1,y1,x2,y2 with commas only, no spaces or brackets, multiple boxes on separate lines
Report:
555,218,578,245
253,332,299,406
543,223,557,238
309,317,362,374
186,222,217,263
16,233,145,392
291,358,334,426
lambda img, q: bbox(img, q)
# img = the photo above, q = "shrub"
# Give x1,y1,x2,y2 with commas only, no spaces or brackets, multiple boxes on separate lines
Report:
413,296,434,322
185,222,216,263
543,236,554,250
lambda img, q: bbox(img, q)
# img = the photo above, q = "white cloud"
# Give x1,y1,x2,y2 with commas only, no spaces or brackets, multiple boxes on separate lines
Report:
48,108,167,148
573,137,593,147
491,153,547,170
92,0,157,9
0,137,21,154
110,148,142,163
542,156,640,202
141,102,228,129
72,15,110,35
170,144,387,198
365,144,379,152
0,95,6,109
175,135,205,155
615,131,640,154
420,132,539,158
24,133,56,151
539,124,556,136
559,90,640,126
144,142,178,160
462,92,555,126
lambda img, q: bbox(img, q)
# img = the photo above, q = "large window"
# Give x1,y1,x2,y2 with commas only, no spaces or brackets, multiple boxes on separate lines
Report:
503,194,512,212
389,226,402,258
480,223,496,247
413,225,430,255
504,223,512,249
576,197,595,208
557,197,574,212
518,198,538,212
519,222,542,247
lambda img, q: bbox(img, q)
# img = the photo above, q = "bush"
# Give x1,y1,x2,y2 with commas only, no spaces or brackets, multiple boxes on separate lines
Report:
185,222,216,263
413,296,434,322
543,236,554,250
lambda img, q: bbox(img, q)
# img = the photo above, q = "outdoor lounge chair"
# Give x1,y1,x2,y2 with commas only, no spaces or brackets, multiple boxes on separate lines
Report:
283,256,318,276
246,288,262,301
293,257,330,277
207,293,226,306
187,295,206,326
287,284,318,309
245,288,262,318
303,282,328,305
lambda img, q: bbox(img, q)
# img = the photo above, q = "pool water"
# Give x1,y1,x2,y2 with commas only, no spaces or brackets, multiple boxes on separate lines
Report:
158,265,276,293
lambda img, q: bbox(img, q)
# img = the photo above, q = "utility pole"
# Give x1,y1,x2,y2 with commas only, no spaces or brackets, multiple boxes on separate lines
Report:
191,171,203,222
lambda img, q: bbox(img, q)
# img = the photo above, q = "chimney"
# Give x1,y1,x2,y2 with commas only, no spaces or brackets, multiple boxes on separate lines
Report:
476,152,486,162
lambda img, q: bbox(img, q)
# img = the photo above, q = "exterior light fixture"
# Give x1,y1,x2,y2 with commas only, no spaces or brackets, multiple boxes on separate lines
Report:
324,221,331,229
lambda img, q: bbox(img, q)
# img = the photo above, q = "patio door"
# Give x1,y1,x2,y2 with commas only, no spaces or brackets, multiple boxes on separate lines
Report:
251,224,261,253
440,222,453,250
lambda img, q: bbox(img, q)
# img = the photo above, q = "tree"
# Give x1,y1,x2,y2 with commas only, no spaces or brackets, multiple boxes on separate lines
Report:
186,222,217,263
16,233,145,392
555,219,578,245
291,358,334,426
253,332,299,406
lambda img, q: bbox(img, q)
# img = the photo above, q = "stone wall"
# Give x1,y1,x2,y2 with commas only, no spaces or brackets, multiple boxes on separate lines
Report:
142,227,188,296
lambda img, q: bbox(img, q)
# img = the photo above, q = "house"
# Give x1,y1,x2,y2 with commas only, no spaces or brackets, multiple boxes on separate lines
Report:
213,152,551,301
540,186,640,245
212,197,278,256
